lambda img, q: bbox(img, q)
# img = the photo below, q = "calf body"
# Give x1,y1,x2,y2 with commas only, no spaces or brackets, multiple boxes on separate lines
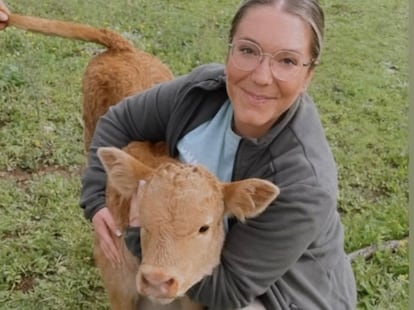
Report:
7,13,174,151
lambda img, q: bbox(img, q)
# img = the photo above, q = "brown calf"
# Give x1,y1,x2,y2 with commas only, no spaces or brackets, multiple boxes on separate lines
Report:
97,142,280,309
7,12,174,151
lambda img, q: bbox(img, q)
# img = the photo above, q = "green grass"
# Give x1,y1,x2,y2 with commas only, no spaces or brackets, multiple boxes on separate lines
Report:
0,0,408,309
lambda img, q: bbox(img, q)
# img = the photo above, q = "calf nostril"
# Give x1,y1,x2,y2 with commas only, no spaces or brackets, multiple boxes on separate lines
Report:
141,272,176,289
166,277,175,288
141,274,151,286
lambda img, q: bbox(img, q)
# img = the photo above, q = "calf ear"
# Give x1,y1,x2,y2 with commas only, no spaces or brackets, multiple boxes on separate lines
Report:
97,147,154,197
223,179,280,222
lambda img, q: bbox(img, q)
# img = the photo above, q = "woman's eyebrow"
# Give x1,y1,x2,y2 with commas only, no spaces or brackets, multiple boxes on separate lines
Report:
235,36,305,56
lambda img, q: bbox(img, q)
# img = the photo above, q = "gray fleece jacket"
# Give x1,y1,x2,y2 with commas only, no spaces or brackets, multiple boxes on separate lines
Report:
80,64,357,310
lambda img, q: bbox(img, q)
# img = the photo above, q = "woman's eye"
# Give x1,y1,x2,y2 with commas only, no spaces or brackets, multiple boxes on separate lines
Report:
239,47,258,55
275,52,300,66
280,58,296,66
198,225,210,234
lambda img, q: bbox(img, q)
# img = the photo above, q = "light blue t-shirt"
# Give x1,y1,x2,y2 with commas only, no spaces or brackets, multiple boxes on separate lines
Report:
177,100,241,182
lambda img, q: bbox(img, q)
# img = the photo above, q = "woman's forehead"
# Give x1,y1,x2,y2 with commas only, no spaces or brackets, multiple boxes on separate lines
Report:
234,5,312,54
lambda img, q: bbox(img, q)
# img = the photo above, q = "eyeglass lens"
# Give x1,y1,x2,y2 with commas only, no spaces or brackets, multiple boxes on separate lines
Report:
230,40,308,81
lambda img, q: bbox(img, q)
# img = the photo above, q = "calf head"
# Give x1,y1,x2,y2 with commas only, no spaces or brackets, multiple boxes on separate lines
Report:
98,144,279,304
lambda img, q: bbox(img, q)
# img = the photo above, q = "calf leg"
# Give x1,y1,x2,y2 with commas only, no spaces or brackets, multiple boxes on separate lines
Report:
95,243,139,310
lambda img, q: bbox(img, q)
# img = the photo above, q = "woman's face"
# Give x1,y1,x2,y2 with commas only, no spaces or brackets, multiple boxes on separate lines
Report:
226,5,315,138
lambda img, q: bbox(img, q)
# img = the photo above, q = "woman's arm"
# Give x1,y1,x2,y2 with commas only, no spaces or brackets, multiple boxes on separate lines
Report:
187,181,336,309
80,73,190,219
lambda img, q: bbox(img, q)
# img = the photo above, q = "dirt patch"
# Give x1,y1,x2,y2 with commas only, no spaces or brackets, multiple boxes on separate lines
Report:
0,165,84,185
16,275,37,293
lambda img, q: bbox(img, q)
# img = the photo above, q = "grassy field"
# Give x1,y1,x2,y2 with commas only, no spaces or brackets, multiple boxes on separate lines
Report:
0,0,408,309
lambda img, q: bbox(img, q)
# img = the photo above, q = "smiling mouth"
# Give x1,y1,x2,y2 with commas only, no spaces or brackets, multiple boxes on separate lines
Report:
244,89,275,102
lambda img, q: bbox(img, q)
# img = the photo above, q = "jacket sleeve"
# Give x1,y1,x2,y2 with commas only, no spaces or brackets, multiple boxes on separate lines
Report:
187,180,337,309
79,76,184,220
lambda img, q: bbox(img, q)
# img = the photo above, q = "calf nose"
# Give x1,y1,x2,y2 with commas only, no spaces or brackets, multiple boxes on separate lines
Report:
139,269,179,298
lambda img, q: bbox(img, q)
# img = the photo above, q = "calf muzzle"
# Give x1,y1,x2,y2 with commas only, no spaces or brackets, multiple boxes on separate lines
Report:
137,265,180,301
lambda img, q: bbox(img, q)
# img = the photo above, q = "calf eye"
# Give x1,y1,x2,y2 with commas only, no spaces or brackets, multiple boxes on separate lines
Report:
198,225,210,234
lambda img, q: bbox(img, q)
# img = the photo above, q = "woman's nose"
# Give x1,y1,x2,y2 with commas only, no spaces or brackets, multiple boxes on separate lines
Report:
251,56,274,85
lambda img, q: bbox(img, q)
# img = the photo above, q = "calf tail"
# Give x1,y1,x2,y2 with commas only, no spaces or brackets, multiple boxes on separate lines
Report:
8,13,134,51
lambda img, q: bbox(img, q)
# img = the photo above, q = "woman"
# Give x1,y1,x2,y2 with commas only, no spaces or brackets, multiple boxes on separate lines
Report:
0,0,357,309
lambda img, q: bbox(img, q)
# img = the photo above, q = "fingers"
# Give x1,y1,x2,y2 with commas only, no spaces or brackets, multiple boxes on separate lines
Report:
0,0,11,24
0,0,10,13
92,208,122,268
0,0,10,31
0,1,13,30
0,11,8,30
98,230,121,268
0,11,7,21
104,208,122,238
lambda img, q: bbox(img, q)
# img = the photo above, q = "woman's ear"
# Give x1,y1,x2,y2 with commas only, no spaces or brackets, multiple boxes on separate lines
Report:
301,69,315,93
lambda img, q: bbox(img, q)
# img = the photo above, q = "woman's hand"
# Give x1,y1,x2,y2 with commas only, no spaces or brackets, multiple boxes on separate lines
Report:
0,0,10,30
92,207,122,268
92,181,145,266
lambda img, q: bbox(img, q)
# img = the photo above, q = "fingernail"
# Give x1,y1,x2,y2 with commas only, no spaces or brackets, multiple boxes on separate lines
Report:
0,12,7,22
116,230,122,237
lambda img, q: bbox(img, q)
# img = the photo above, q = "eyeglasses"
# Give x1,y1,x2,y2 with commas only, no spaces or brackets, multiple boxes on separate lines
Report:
229,39,315,81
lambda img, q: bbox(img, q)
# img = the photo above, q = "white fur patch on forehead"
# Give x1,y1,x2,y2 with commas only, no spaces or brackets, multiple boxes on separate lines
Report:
149,162,220,191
